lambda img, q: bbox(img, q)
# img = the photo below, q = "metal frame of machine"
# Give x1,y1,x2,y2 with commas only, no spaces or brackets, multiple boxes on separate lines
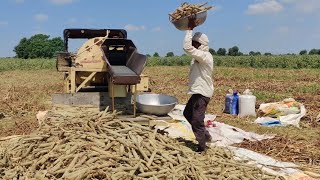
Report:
56,29,149,116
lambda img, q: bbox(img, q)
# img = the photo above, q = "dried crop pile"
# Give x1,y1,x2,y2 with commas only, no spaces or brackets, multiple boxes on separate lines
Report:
169,2,213,21
234,136,320,174
0,107,279,179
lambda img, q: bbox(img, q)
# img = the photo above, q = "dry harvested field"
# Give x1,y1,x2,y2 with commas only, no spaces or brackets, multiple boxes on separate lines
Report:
0,66,320,173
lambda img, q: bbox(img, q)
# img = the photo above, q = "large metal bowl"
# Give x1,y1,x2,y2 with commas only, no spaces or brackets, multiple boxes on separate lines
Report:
169,10,208,31
136,93,178,116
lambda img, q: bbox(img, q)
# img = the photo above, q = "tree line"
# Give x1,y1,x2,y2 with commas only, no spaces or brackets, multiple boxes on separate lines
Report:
13,34,320,59
149,46,320,57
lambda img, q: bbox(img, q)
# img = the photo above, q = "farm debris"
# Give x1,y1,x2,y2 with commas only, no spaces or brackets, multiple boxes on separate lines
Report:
169,2,213,21
234,136,320,174
0,107,279,179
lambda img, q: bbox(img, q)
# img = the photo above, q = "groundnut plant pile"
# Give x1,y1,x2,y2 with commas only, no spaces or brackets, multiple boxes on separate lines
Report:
0,107,280,180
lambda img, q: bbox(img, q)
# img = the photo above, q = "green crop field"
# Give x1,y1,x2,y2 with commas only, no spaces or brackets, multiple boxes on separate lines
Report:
146,55,320,69
0,58,55,71
1,55,320,72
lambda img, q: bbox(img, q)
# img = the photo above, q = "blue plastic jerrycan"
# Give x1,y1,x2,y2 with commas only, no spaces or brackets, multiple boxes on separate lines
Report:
230,91,239,115
224,89,233,114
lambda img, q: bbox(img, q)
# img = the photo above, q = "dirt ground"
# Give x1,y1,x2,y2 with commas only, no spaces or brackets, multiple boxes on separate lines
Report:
146,66,320,173
0,67,319,172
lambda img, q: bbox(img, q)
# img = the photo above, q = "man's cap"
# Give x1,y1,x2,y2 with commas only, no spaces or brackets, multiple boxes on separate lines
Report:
192,32,209,46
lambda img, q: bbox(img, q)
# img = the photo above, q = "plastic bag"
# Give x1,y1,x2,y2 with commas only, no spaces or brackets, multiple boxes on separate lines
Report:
255,98,306,127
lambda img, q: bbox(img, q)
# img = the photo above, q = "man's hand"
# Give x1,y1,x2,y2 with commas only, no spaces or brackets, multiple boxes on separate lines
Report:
188,16,197,30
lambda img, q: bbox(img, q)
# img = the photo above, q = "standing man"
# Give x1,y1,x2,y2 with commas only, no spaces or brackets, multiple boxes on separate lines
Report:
182,18,214,152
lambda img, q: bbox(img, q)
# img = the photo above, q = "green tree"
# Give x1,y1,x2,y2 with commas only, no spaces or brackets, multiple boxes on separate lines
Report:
14,38,29,59
153,52,160,57
181,53,187,56
249,51,261,56
14,34,64,59
49,37,64,57
209,48,216,55
166,52,174,57
299,50,307,55
309,49,320,55
264,52,272,56
228,46,241,56
249,51,255,56
217,48,226,56
146,54,151,57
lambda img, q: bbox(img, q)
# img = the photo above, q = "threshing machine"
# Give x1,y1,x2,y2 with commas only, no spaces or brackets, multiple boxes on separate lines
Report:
55,29,149,116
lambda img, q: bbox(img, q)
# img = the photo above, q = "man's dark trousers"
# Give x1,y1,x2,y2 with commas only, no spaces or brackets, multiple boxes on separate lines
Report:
183,94,210,151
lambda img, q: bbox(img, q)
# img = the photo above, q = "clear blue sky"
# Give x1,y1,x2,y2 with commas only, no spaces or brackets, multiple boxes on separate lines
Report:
0,0,319,57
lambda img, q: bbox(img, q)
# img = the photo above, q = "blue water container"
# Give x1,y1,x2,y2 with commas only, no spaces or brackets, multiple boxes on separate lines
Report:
230,92,239,115
224,93,233,114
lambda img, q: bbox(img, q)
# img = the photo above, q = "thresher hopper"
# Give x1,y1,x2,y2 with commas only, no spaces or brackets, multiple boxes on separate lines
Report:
56,29,149,116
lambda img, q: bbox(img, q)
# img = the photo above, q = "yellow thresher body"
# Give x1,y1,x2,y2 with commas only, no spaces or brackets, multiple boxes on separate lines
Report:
55,29,149,116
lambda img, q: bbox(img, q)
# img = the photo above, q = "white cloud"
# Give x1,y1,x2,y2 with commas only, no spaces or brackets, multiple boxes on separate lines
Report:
280,0,297,3
34,14,48,22
246,0,283,15
296,1,320,13
124,24,146,31
276,26,289,33
152,27,161,32
0,21,8,27
49,0,73,5
280,0,320,13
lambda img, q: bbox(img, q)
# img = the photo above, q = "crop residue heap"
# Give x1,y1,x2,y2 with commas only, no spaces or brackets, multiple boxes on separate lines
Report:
0,107,278,179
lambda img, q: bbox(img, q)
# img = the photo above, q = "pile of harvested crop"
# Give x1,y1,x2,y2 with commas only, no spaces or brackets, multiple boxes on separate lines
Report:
0,107,279,179
169,2,213,22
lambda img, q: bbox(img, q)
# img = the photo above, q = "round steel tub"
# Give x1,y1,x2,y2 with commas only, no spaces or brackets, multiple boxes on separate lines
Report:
169,10,208,31
136,93,178,116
